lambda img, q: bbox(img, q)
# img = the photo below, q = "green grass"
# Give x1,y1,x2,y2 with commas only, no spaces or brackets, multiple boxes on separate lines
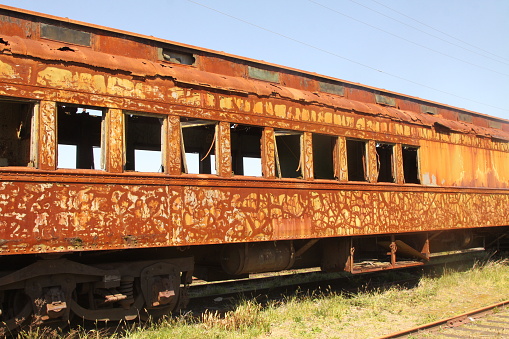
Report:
15,258,509,339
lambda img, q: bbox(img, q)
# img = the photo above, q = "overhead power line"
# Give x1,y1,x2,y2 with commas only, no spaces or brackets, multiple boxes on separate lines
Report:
368,0,509,64
308,0,509,78
348,0,509,67
185,0,508,114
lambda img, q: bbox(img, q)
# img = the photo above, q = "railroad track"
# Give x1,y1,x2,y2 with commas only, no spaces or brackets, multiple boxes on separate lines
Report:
379,300,509,338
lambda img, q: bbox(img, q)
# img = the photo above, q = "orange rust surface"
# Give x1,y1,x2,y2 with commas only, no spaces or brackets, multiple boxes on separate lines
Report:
0,178,508,255
0,6,508,257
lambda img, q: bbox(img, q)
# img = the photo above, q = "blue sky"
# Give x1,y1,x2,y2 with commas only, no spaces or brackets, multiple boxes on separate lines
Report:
3,0,509,120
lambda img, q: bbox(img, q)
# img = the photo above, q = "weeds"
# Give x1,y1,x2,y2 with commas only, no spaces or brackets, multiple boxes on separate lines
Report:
12,259,509,339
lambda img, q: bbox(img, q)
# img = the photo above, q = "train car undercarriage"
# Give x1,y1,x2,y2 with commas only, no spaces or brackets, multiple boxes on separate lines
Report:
0,227,506,332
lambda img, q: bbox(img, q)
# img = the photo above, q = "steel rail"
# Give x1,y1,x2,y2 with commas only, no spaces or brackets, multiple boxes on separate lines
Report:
378,300,509,339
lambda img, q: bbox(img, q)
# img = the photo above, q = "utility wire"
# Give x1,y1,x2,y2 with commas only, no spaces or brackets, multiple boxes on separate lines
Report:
185,0,508,113
368,0,509,64
308,0,509,78
349,0,509,67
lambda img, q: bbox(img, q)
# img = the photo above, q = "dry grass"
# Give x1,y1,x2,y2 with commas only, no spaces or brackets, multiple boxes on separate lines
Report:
15,258,509,339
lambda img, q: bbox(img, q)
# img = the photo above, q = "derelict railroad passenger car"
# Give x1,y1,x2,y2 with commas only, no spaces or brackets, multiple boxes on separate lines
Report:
0,4,508,330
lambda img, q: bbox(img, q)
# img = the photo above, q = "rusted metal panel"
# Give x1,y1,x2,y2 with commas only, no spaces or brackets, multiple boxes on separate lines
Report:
165,115,182,175
0,179,509,255
418,139,509,188
302,132,313,180
37,100,56,170
98,34,154,60
216,121,232,177
2,34,505,144
335,136,348,181
394,144,404,185
2,40,508,150
105,108,123,173
262,127,276,179
367,140,377,183
0,5,509,260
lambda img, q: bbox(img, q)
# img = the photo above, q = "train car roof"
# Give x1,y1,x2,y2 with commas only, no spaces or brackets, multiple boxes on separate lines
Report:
0,3,507,126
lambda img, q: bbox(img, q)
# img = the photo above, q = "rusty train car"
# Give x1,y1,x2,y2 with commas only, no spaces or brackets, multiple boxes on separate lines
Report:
0,4,509,329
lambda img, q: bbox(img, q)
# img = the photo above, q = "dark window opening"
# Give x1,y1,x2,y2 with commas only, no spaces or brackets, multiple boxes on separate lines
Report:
376,143,394,183
159,48,196,65
275,130,302,178
319,82,345,96
181,118,217,174
402,146,420,184
313,134,336,179
374,94,396,107
230,124,263,176
346,139,367,181
248,66,280,83
57,104,104,169
40,23,91,47
0,100,33,167
125,114,163,172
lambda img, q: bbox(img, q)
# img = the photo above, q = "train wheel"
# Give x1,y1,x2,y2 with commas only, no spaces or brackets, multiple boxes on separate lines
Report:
0,290,32,334
139,264,182,321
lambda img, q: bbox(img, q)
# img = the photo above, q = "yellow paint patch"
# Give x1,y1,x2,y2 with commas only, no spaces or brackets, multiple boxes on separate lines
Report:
253,102,263,114
220,96,233,110
205,93,216,107
275,104,286,118
107,77,135,97
37,67,73,88
302,109,309,121
325,112,332,124
0,60,20,80
265,102,274,115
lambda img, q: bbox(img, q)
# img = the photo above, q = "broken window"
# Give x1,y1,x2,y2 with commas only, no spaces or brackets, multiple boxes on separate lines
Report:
313,134,336,179
57,104,104,170
125,113,163,172
376,143,395,183
0,99,34,167
275,130,302,178
402,146,420,184
230,124,263,176
346,139,367,181
180,118,217,174
158,47,196,65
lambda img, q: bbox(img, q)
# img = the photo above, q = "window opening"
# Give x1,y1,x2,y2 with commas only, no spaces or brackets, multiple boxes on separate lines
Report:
346,139,367,181
125,113,163,172
402,146,420,184
248,66,280,83
40,23,92,47
159,48,195,65
180,118,217,174
57,144,77,169
0,100,33,167
275,130,302,178
376,143,395,183
313,134,336,179
230,124,263,176
57,104,104,169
